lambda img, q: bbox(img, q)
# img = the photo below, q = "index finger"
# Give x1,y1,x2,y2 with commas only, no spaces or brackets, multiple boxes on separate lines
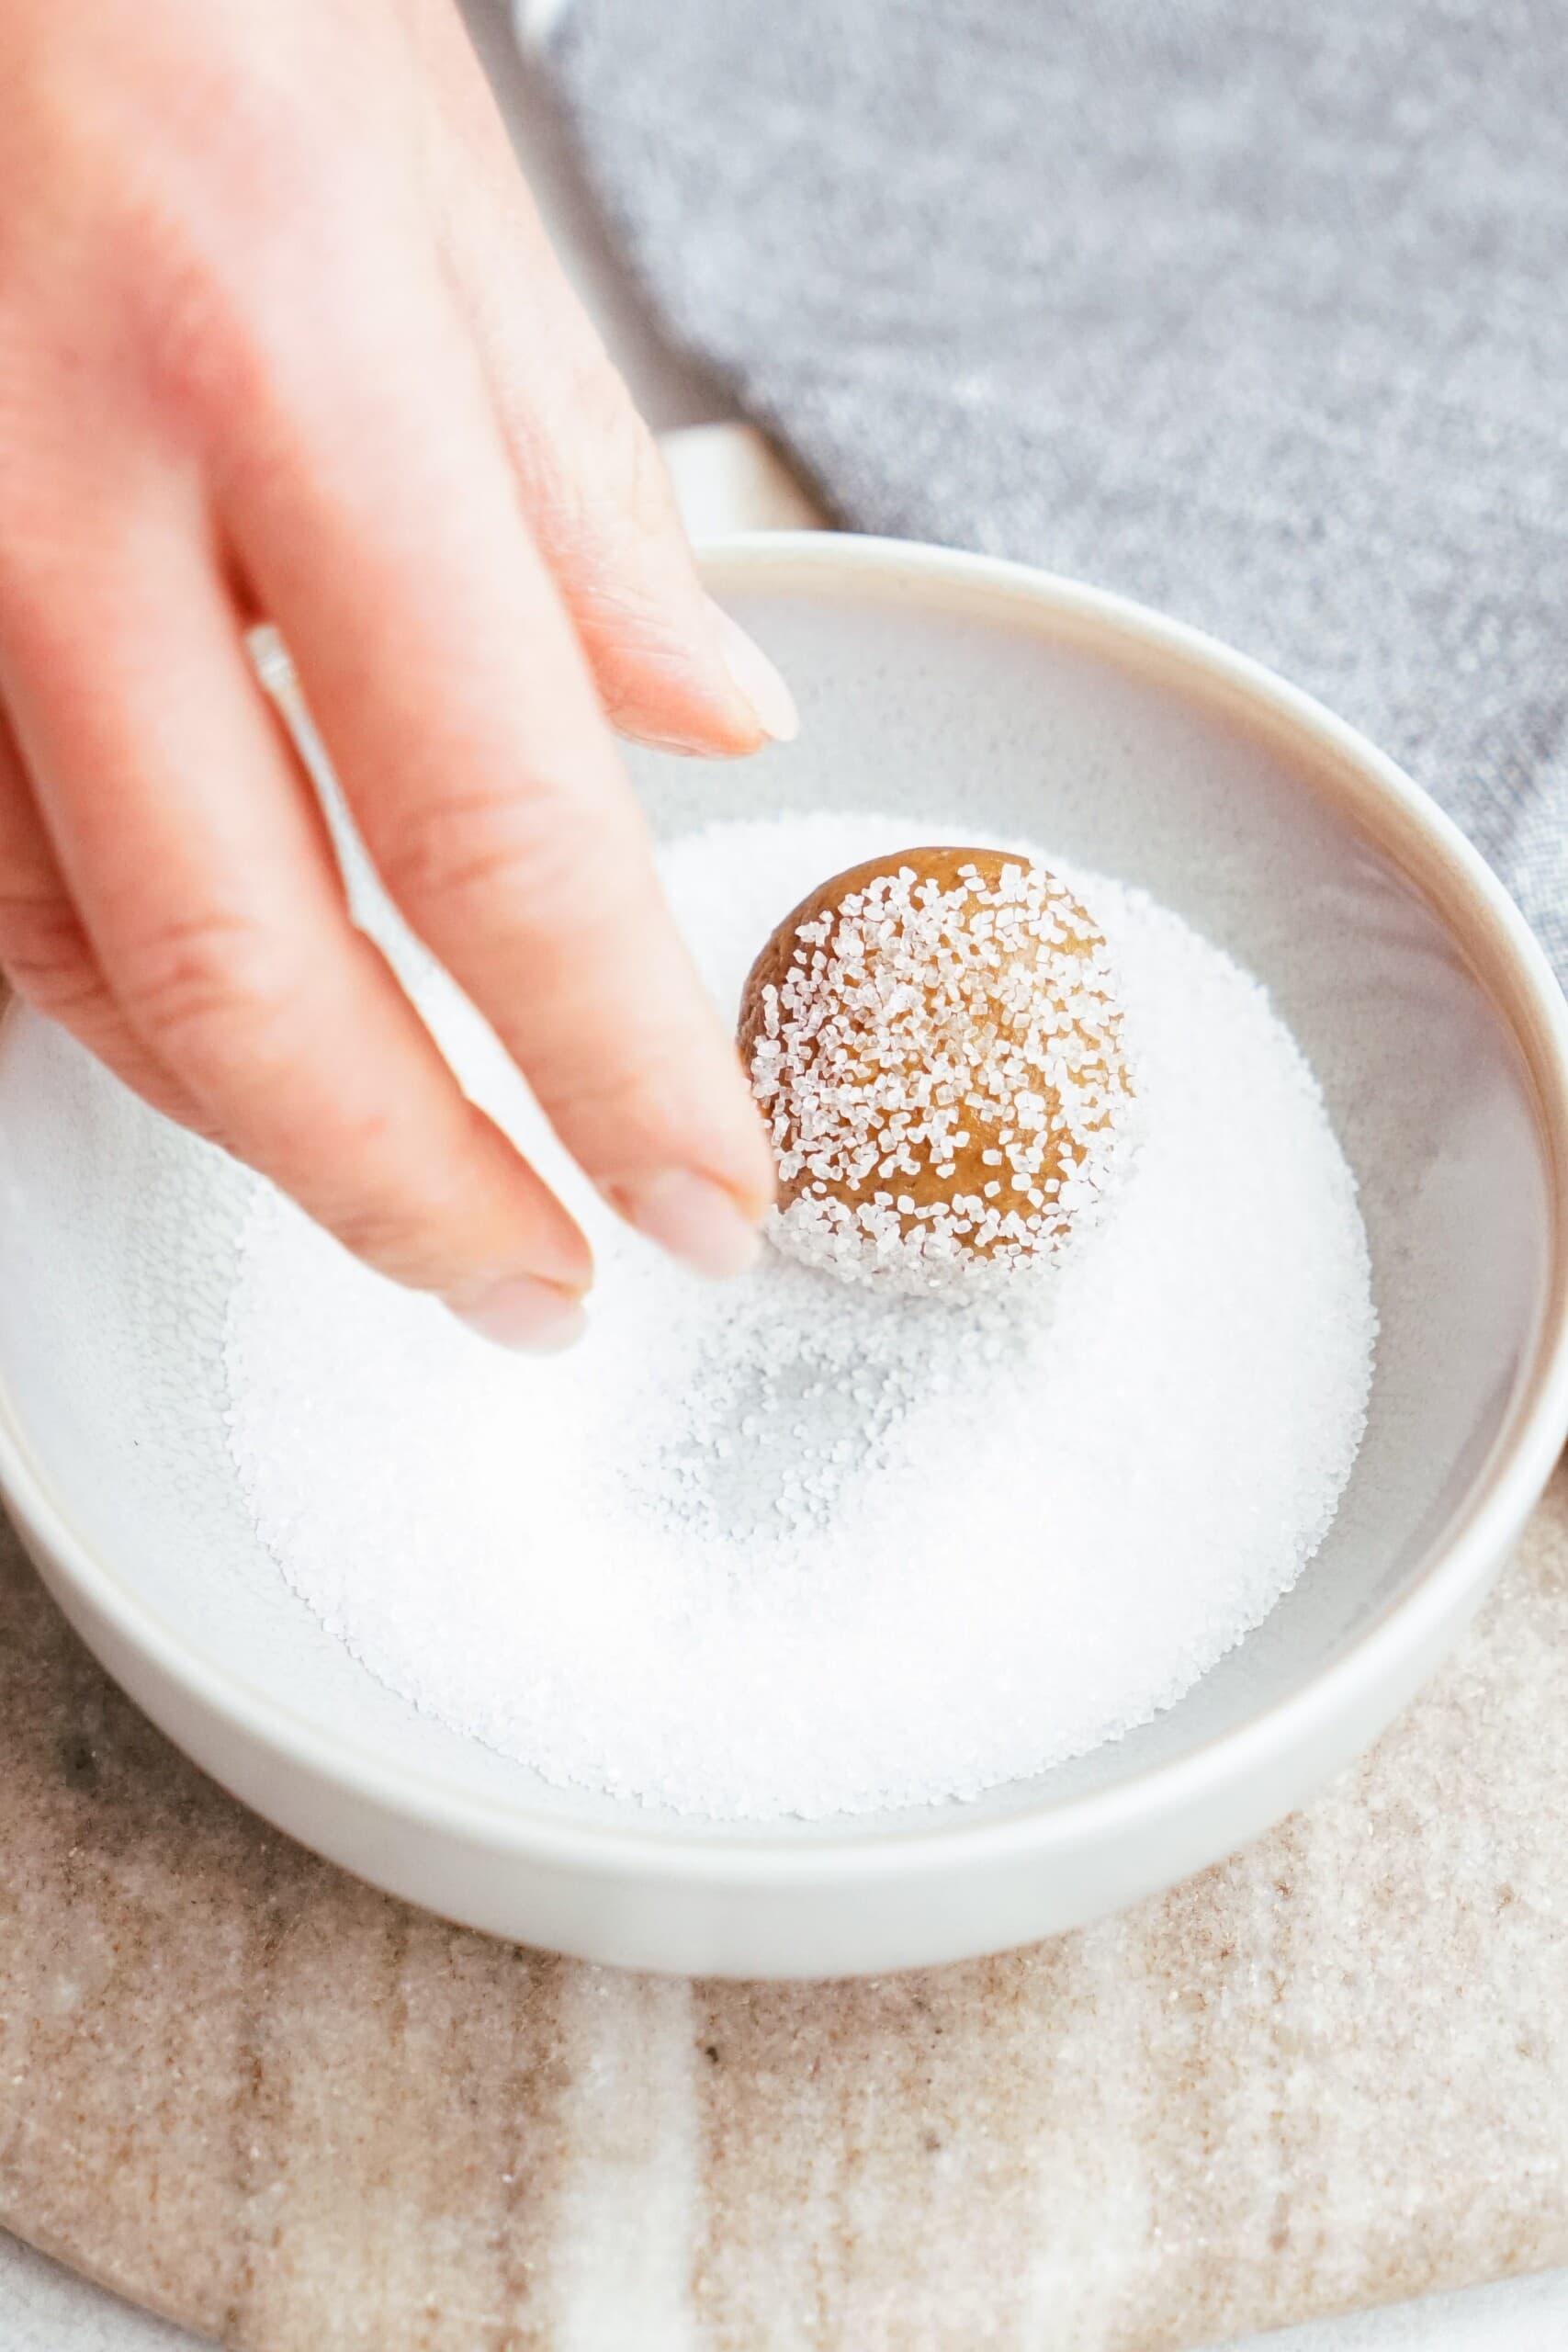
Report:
220,260,774,1278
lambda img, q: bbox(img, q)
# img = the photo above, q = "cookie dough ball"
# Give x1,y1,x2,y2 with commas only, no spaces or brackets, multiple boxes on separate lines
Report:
738,845,1133,1288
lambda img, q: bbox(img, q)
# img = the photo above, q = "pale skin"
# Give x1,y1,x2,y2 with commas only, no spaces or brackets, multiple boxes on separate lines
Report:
0,0,789,1351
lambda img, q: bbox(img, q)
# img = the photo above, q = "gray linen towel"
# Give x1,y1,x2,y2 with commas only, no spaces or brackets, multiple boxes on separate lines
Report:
544,0,1568,979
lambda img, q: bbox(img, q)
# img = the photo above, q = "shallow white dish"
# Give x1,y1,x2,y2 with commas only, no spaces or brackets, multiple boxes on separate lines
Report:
1,532,1566,1979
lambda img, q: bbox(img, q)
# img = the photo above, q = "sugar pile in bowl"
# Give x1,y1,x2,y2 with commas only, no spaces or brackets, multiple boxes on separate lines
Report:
222,813,1376,1823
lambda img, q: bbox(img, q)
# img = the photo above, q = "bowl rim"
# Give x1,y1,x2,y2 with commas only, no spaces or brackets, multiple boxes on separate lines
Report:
4,526,1568,1888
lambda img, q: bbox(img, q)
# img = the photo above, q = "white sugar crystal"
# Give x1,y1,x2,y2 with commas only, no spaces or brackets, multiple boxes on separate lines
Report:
221,813,1376,1824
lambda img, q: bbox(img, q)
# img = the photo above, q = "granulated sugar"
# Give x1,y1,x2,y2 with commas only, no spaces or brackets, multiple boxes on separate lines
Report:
222,813,1376,1822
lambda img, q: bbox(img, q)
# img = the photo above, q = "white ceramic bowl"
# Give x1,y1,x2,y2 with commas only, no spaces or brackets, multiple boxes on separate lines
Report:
2,533,1566,1980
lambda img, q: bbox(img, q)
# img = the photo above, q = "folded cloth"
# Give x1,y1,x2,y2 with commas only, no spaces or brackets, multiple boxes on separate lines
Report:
542,0,1568,980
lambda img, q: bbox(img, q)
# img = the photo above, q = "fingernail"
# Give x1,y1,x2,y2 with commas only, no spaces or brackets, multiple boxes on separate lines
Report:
445,1272,588,1353
610,1170,764,1278
709,605,799,743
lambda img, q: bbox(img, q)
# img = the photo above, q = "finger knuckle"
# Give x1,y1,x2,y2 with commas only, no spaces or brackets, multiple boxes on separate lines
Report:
532,1020,692,1154
320,1194,437,1288
0,888,104,1016
320,1141,488,1290
131,240,269,440
113,90,390,440
591,399,672,542
378,783,604,936
611,409,681,546
275,1103,498,1290
116,189,310,446
115,906,298,1068
536,358,676,551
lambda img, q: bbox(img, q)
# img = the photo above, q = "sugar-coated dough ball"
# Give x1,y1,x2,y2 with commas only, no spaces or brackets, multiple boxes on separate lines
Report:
738,845,1134,1288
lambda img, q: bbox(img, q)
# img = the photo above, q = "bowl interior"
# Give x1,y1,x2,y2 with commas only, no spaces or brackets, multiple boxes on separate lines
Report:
0,544,1552,1849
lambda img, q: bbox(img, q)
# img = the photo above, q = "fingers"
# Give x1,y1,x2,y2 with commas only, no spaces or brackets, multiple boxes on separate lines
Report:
0,701,214,1133
468,274,799,759
412,6,797,756
0,479,594,1345
219,261,775,1273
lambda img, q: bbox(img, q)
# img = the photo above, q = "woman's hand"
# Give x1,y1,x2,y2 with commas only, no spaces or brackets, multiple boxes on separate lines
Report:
0,0,789,1348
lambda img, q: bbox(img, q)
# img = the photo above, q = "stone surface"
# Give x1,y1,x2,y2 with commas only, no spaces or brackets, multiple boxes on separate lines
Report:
4,1474,1568,2351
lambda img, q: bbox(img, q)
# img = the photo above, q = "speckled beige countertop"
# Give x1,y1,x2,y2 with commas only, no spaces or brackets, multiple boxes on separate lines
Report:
5,1468,1568,2351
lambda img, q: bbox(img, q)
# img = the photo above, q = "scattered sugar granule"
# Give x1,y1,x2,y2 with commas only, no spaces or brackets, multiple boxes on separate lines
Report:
221,813,1377,1824
737,843,1134,1289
